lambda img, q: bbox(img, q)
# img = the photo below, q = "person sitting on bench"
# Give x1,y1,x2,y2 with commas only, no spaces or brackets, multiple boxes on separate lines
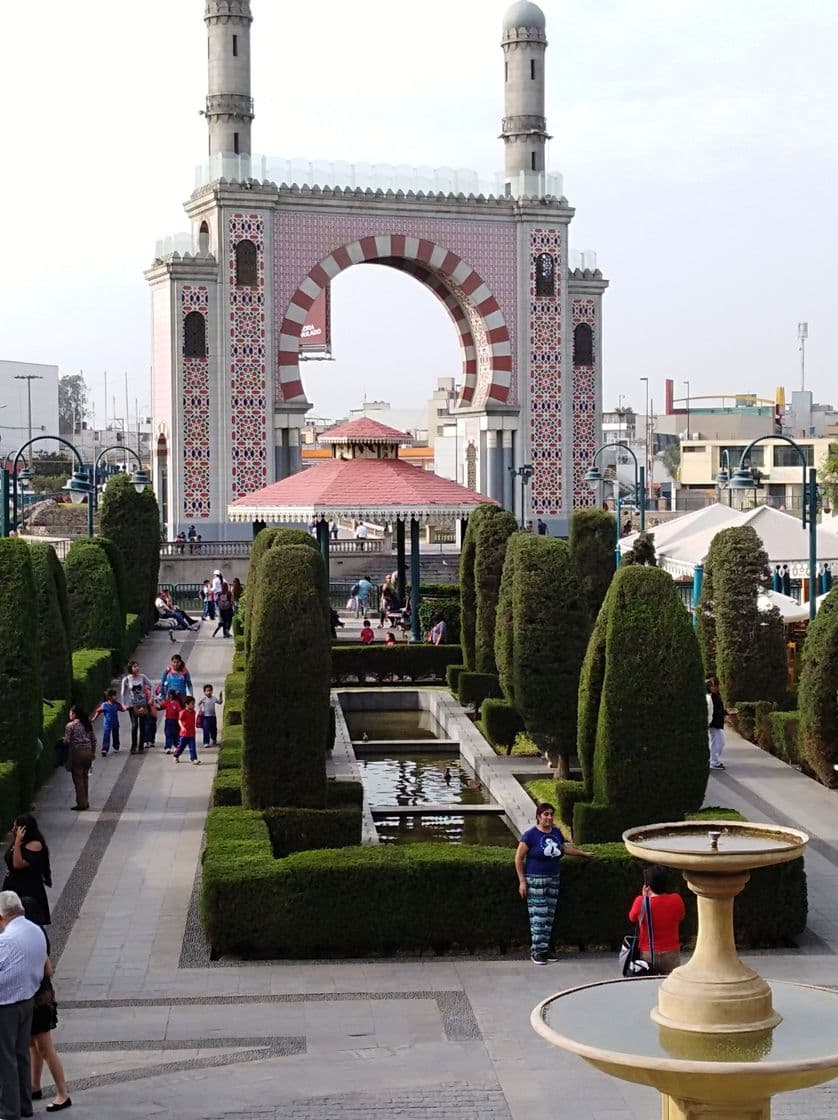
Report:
155,590,199,631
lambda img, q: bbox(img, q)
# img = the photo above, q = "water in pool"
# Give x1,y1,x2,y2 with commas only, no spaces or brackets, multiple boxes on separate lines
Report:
344,709,443,741
375,812,516,846
356,753,490,807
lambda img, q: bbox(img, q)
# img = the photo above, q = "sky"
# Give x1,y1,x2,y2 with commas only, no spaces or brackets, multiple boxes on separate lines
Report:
1,0,836,424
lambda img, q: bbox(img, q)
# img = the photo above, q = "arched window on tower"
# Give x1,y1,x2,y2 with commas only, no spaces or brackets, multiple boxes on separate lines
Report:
235,239,258,286
183,311,207,358
156,434,168,528
198,221,210,255
535,252,554,297
573,322,594,366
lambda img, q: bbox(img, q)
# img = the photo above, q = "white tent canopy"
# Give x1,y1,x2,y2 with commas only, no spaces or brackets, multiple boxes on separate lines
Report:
623,503,838,581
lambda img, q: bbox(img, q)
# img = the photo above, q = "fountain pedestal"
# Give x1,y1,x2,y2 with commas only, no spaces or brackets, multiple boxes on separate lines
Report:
532,821,838,1119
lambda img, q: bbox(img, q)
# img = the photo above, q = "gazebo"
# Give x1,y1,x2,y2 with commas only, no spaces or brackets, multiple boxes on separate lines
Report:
227,417,496,639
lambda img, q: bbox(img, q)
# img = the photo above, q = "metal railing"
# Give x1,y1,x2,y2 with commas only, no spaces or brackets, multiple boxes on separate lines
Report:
160,540,252,558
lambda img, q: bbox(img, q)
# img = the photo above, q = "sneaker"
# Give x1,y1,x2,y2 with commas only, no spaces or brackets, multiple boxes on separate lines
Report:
112,747,120,752
545,952,560,963
173,756,180,763
192,759,202,765
164,748,171,754
190,624,200,631
531,953,548,965
710,762,725,770
101,750,108,757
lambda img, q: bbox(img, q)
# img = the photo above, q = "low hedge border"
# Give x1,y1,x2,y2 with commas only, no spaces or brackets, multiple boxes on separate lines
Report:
39,700,70,787
71,649,113,713
768,712,802,766
446,664,466,694
331,644,463,684
200,817,805,957
264,807,362,857
481,699,525,752
212,769,242,807
457,672,502,708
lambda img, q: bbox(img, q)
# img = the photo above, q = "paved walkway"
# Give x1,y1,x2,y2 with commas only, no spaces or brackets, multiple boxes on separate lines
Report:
25,629,838,1118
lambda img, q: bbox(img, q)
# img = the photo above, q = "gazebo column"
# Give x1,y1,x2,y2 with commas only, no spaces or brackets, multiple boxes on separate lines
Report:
410,517,422,643
502,431,514,511
396,517,407,607
316,517,330,581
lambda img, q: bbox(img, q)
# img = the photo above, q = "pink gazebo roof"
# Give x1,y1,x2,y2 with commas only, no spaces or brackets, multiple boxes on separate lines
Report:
227,457,496,524
318,417,412,445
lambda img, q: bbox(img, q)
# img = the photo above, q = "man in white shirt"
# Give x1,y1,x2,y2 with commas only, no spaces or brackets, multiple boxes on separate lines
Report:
0,891,47,1120
354,521,368,550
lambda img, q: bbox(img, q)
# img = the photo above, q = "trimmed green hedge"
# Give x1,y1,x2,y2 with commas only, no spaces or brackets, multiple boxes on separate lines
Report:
569,509,616,620
481,699,525,753
264,807,362,857
798,587,838,786
0,763,19,835
89,534,128,622
232,651,245,674
124,613,142,657
242,545,330,809
733,701,776,748
767,712,802,766
65,539,124,670
326,779,364,808
457,672,502,708
99,472,161,631
39,700,70,786
446,664,466,694
224,672,244,726
331,644,463,684
473,508,518,675
71,649,113,714
201,823,806,957
212,769,242,807
28,541,72,701
0,539,43,805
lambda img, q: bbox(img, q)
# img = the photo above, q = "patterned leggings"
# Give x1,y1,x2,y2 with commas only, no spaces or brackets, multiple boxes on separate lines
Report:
526,874,560,955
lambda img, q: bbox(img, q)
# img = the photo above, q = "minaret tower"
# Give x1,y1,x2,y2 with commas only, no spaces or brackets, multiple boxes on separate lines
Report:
501,1,551,194
205,0,254,159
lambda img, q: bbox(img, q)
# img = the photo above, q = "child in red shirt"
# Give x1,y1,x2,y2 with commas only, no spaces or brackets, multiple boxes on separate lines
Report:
360,619,375,645
162,690,182,754
173,696,199,764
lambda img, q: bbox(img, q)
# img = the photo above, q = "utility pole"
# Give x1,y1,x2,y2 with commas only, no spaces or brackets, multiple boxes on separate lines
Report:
14,374,43,467
798,322,808,392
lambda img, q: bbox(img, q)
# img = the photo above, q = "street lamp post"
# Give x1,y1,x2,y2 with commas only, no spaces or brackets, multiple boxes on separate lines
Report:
13,374,43,469
508,464,533,529
89,445,150,536
728,434,818,621
585,442,646,532
716,448,733,507
5,436,91,536
640,376,650,510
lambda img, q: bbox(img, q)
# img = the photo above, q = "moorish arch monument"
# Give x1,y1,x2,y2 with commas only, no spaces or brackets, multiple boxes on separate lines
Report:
146,0,608,539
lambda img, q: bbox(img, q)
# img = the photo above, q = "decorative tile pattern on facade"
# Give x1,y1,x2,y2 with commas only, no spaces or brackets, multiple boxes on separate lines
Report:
229,213,268,497
528,228,563,515
572,298,597,509
181,286,211,518
272,211,517,409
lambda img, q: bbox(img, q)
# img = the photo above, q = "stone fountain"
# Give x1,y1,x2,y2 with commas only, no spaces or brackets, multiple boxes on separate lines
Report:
532,820,838,1120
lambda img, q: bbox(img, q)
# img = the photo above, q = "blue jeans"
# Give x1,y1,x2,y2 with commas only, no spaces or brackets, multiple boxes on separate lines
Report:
202,716,218,745
164,718,179,751
175,735,197,761
102,722,120,753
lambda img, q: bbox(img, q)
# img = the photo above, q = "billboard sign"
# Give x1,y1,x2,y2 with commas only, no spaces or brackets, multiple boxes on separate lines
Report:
300,288,331,357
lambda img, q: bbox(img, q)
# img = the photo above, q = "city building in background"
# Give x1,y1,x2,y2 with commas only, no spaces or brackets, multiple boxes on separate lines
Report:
0,360,59,461
146,1,608,538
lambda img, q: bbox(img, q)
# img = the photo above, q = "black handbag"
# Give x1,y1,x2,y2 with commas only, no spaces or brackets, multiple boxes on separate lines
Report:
618,896,656,976
54,739,69,769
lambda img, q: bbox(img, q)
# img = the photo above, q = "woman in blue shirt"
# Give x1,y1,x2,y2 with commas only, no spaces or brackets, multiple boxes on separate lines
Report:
514,802,595,965
160,653,193,701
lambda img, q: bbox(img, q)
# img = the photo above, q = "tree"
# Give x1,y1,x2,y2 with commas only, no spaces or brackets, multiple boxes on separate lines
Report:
99,473,160,631
819,449,838,510
473,507,518,675
569,509,616,619
58,374,89,435
498,535,591,775
659,442,681,482
572,566,709,842
64,540,124,670
622,531,657,567
28,542,72,701
89,534,127,621
242,545,330,809
697,526,787,706
798,587,838,786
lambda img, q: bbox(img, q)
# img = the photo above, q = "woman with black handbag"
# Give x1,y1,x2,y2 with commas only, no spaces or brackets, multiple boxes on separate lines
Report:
627,865,685,975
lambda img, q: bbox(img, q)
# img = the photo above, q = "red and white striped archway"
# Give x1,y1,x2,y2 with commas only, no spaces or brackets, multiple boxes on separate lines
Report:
277,235,512,407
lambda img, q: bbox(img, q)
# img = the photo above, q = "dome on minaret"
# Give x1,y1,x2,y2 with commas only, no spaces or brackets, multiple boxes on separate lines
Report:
502,1,546,31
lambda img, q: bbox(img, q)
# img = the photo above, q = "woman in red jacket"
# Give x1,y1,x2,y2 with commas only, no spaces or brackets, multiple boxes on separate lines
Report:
628,865,685,974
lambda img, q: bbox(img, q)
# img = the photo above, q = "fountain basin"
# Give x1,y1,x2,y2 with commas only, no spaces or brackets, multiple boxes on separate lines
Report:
623,820,808,874
533,979,838,1101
